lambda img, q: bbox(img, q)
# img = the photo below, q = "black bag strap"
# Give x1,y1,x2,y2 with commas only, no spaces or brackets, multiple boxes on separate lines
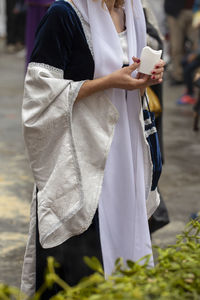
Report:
145,92,151,112
142,91,155,123
142,92,151,112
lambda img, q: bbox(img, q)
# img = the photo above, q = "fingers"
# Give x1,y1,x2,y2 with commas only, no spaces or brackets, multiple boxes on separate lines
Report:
136,72,145,79
127,56,141,73
151,60,165,81
151,72,163,81
156,59,165,68
132,56,141,64
151,78,163,86
151,67,164,75
135,74,162,89
151,59,165,78
136,73,140,79
149,76,163,86
128,62,140,73
135,75,150,88
141,74,149,81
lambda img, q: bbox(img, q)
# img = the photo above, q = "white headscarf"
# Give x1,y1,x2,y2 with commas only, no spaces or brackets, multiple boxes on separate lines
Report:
73,0,146,78
72,0,153,275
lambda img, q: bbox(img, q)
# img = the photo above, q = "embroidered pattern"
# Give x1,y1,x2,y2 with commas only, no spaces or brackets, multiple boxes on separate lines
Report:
29,62,64,76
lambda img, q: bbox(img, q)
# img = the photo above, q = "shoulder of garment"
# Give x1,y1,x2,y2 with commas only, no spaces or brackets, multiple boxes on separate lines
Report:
46,0,79,21
35,0,81,37
30,0,85,71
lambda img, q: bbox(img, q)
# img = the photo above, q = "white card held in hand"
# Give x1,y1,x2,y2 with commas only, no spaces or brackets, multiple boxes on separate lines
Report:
139,46,162,75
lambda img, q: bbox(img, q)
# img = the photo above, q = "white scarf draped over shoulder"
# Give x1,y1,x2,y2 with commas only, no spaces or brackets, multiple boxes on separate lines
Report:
72,0,159,276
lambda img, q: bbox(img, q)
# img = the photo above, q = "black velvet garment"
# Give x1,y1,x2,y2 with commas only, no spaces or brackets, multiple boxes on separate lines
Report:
31,1,103,298
31,0,94,80
36,194,102,299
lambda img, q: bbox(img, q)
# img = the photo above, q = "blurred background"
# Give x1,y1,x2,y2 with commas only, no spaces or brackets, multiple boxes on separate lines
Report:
0,0,200,289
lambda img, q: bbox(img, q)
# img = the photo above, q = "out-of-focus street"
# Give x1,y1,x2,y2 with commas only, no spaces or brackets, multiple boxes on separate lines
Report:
0,37,200,288
0,40,33,288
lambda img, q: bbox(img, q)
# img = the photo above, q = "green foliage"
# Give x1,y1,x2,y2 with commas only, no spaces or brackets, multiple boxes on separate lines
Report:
1,219,200,300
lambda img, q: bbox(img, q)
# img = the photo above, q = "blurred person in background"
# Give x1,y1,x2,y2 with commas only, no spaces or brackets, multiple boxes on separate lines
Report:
193,73,200,131
177,0,200,105
142,0,170,234
12,0,26,51
190,0,200,129
164,0,197,85
6,0,26,53
147,0,170,65
6,0,17,52
25,0,54,66
193,0,200,12
147,0,166,37
0,0,6,38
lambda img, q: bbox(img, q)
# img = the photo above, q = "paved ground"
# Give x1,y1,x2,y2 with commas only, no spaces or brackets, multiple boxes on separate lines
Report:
152,78,200,246
0,38,200,289
0,40,33,288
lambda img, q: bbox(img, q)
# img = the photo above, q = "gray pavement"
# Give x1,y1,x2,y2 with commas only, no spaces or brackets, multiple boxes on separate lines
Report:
0,40,33,288
0,39,200,289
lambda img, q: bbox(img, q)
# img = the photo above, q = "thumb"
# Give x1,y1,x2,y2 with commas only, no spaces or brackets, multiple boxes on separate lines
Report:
128,56,141,72
132,56,141,64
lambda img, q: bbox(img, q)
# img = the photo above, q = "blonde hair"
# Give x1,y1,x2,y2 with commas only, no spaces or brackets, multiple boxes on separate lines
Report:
113,0,125,8
94,0,125,8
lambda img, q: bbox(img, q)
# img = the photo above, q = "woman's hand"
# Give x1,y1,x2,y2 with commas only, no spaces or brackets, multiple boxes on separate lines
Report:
109,57,165,90
109,57,149,90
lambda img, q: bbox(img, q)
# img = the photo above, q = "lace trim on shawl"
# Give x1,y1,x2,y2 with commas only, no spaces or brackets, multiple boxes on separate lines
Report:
66,1,94,58
29,62,64,76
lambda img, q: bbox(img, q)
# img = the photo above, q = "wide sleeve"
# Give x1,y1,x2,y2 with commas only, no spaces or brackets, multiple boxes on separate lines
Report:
21,3,120,296
22,3,87,249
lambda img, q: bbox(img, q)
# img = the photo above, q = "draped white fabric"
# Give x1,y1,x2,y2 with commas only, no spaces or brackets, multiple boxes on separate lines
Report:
73,0,154,275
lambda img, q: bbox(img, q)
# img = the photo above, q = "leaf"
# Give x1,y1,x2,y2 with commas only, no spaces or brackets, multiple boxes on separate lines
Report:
83,257,104,274
126,260,135,269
